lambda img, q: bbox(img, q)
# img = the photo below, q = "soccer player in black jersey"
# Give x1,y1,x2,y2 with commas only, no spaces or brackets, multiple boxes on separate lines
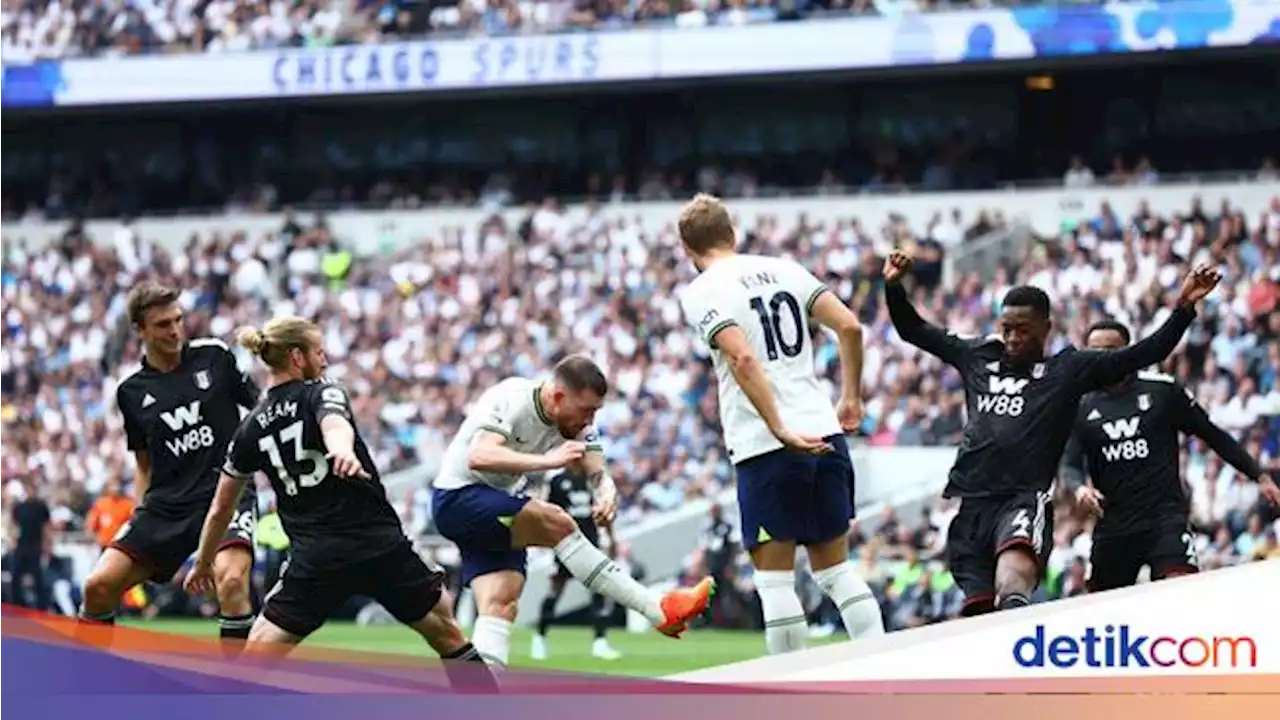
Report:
79,282,262,653
530,468,622,662
1061,320,1280,592
183,317,494,691
882,251,1220,616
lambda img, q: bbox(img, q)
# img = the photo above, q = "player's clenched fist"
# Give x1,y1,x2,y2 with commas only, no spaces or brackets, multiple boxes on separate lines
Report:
836,395,864,434
545,441,587,468
882,250,914,285
1177,264,1222,306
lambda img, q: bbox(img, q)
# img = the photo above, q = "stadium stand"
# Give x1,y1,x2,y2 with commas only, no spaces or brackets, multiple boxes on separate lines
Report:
1,2,1073,60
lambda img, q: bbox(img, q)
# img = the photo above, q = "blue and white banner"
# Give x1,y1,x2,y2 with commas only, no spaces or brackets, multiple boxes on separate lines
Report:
4,1,1278,109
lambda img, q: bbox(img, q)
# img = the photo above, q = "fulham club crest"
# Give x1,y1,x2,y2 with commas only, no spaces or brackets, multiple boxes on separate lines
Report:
1138,393,1151,412
193,370,212,391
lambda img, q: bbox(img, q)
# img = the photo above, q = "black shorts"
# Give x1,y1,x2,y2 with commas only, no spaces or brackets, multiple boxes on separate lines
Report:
110,489,258,583
1088,515,1199,592
262,543,445,638
552,520,599,582
946,491,1054,615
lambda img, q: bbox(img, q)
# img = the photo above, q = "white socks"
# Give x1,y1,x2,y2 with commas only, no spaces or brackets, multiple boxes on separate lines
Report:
554,532,666,626
754,570,808,655
812,561,885,640
471,615,512,668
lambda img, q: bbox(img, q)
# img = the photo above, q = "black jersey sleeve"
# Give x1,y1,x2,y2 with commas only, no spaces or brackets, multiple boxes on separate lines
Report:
1059,427,1088,491
1174,382,1263,480
1067,306,1196,389
222,424,261,481
116,381,148,452
884,283,978,367
311,382,355,424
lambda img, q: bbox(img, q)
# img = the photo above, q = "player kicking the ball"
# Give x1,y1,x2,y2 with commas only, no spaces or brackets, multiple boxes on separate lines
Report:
676,194,885,656
431,355,716,670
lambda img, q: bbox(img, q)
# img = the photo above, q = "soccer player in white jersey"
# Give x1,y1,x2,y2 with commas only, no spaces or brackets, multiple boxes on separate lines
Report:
676,194,885,655
431,355,716,669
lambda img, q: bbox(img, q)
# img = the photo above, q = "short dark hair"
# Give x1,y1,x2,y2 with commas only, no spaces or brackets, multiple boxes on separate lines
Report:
1086,319,1131,345
1002,285,1051,320
554,355,609,397
126,281,181,327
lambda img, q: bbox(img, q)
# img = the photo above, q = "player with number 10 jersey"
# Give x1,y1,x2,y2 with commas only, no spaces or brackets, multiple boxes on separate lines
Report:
675,194,884,657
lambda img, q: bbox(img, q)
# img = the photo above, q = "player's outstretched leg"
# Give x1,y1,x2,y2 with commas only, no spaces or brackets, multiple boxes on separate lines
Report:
589,592,621,660
513,500,714,638
407,588,500,694
77,548,151,647
808,537,884,641
532,572,567,661
469,569,524,669
749,539,809,655
213,544,256,658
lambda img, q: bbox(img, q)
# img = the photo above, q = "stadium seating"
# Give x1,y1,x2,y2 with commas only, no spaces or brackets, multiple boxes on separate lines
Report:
0,1,1113,60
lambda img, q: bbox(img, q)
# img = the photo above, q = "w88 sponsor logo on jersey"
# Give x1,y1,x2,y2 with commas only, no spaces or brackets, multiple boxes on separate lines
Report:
977,376,1028,417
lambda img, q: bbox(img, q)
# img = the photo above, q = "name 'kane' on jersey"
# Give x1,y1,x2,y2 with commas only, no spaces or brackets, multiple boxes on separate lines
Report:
678,254,843,463
116,339,261,516
222,379,407,577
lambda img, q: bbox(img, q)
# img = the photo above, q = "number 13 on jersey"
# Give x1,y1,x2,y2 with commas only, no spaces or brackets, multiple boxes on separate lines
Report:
259,420,329,496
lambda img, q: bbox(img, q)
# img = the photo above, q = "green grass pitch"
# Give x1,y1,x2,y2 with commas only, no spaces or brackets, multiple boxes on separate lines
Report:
122,619,843,677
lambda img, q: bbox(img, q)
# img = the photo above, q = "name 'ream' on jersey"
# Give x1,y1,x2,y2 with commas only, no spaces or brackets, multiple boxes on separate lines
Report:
678,254,843,464
433,377,603,493
223,378,407,576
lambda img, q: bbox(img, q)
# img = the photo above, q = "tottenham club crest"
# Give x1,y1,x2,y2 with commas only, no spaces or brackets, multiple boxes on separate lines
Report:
193,370,212,391
1032,363,1046,379
1138,393,1151,412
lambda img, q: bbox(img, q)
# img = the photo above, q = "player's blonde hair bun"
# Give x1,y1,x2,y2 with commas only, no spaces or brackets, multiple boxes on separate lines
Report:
236,326,268,355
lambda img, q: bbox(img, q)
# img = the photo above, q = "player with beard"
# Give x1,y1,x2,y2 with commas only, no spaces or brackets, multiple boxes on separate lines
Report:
882,251,1220,615
431,356,715,670
184,317,496,692
1061,319,1280,591
79,282,261,654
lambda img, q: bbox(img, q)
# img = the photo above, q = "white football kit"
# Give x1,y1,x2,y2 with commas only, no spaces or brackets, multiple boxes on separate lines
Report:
433,377,603,493
678,253,843,464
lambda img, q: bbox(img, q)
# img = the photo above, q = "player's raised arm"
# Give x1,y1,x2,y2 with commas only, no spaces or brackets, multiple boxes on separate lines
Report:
1070,265,1219,389
1174,383,1278,503
312,384,371,480
809,290,865,432
882,251,972,367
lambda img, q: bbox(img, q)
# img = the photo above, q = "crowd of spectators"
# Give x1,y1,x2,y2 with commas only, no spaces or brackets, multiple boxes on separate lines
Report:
1,0,1109,60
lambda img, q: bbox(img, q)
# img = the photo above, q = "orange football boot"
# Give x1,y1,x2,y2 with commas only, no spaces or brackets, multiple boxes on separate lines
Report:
655,576,716,638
